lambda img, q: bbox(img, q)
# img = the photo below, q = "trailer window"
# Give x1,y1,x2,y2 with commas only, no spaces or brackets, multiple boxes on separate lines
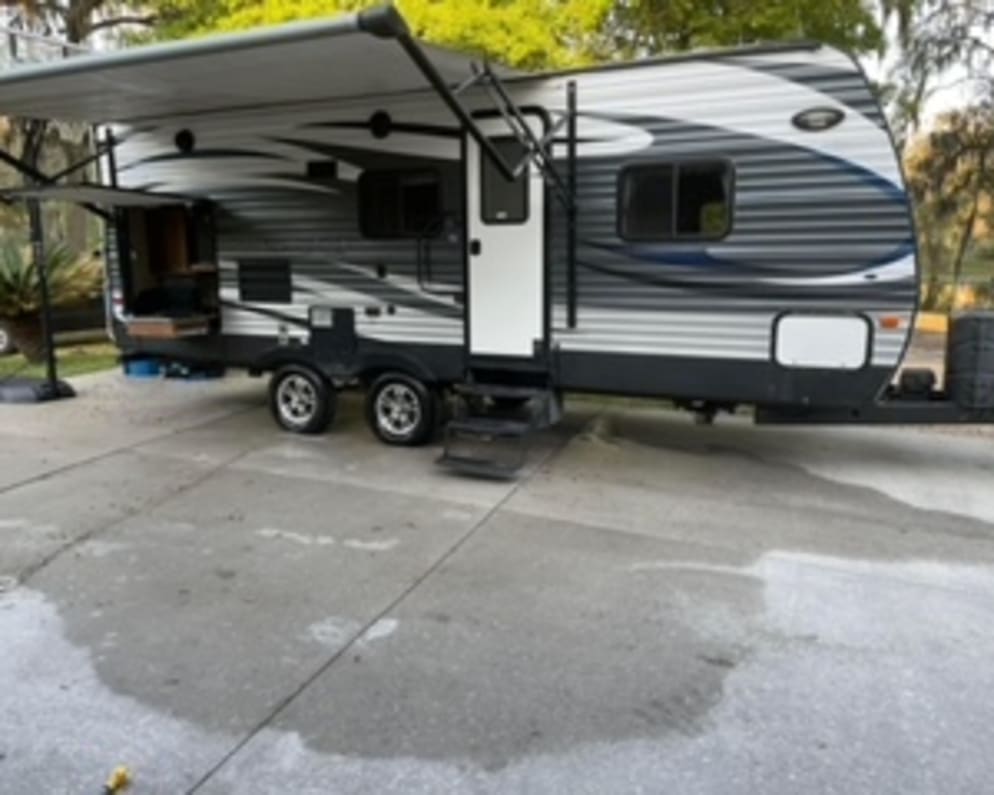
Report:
359,169,442,239
481,137,528,225
619,161,732,241
238,259,292,304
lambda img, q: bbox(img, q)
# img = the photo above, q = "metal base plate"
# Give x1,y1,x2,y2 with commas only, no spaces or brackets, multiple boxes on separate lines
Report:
0,377,76,404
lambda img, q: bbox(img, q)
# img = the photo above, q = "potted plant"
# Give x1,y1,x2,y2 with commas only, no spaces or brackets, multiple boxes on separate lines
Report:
0,242,102,363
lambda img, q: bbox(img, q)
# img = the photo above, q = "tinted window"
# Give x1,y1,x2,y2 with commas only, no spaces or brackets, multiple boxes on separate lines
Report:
481,138,528,224
359,170,442,239
238,259,292,304
620,164,675,240
619,161,732,241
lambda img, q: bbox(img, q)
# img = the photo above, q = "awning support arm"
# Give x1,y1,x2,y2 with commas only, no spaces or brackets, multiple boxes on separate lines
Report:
0,145,111,221
471,62,573,209
47,134,116,183
567,80,578,330
358,5,518,182
392,35,521,182
358,6,577,211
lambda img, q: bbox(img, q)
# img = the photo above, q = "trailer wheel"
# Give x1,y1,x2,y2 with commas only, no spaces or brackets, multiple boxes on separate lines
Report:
269,365,335,435
366,372,436,447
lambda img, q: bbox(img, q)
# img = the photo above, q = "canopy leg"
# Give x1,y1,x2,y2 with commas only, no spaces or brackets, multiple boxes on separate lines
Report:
0,199,76,404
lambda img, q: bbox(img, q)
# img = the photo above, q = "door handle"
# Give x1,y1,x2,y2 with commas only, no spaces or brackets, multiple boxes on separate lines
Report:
469,239,482,256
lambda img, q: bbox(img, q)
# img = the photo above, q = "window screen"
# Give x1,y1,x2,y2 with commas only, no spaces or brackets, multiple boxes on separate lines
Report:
619,161,732,241
358,169,442,239
481,138,528,224
238,259,292,304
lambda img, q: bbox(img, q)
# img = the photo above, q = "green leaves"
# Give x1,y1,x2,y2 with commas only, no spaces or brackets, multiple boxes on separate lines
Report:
149,0,614,68
147,0,886,68
0,242,103,320
603,0,885,59
905,106,994,304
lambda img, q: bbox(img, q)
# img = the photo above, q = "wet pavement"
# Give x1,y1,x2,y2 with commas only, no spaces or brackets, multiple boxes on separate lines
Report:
1,371,992,794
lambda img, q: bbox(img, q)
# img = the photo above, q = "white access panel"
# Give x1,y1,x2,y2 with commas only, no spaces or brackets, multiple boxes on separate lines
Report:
465,117,545,358
774,315,871,370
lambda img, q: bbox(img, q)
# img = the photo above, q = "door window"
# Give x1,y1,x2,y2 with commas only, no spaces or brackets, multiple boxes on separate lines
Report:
481,138,528,225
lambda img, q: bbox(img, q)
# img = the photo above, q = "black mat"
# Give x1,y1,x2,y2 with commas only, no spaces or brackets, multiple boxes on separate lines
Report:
0,377,76,404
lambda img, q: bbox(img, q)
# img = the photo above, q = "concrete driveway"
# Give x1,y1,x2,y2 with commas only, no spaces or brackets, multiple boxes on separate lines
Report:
1,371,993,794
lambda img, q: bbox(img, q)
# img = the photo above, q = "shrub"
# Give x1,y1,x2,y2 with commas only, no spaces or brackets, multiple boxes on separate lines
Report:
0,242,103,362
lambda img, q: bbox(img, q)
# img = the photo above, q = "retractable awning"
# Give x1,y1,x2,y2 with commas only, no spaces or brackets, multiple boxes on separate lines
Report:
2,184,192,207
0,6,521,125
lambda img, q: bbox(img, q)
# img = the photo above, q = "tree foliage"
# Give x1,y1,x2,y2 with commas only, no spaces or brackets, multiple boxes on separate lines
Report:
148,0,896,68
0,240,102,315
604,0,887,58
0,1,152,250
1,0,155,44
150,0,614,68
905,106,994,307
882,0,994,142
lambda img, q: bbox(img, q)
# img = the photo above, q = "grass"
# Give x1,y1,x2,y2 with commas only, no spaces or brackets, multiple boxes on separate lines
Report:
0,342,119,380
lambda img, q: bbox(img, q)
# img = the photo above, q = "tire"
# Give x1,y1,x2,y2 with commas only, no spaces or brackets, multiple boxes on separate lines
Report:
365,372,436,447
0,326,15,357
269,365,335,435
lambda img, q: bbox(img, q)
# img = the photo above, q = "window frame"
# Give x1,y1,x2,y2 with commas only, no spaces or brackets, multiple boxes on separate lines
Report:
616,158,735,243
357,167,444,240
480,136,530,226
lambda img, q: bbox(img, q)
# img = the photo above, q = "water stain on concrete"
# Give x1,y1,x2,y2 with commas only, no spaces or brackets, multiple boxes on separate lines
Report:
0,588,232,791
344,538,400,553
256,527,336,547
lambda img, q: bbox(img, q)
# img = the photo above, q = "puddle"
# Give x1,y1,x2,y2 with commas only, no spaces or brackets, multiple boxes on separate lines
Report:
0,588,231,791
204,552,994,793
8,546,993,792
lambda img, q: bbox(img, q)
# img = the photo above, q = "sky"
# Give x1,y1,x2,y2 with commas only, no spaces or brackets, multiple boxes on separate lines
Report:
863,13,994,127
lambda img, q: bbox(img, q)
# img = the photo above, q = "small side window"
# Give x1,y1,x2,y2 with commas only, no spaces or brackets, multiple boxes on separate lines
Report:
619,160,732,242
481,138,528,225
238,259,292,304
359,169,442,239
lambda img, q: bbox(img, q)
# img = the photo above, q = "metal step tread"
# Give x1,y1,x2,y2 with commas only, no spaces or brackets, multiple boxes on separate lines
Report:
455,382,551,399
437,453,520,479
447,416,532,437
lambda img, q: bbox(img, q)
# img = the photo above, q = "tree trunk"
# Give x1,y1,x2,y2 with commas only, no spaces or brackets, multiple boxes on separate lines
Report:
4,314,47,364
950,190,982,310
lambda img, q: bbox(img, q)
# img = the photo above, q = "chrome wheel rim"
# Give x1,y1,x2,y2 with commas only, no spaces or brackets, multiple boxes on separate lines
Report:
375,382,422,439
276,374,318,428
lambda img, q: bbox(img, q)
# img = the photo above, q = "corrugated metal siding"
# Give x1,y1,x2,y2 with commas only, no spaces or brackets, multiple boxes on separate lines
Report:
108,45,915,368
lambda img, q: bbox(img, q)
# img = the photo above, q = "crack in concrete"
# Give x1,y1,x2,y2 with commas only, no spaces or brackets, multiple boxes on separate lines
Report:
184,419,585,794
0,402,262,500
15,412,271,589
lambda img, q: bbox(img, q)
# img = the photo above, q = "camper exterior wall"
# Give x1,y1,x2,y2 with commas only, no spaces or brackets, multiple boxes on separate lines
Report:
107,42,916,408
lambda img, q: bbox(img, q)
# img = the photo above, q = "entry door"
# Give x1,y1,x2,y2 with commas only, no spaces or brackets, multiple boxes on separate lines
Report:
465,117,546,359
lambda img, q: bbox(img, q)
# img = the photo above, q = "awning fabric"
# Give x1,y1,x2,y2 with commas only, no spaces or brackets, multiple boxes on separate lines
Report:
1,184,193,206
0,7,516,124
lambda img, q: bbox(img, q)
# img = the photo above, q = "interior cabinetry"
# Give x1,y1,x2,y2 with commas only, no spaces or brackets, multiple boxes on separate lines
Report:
120,201,220,339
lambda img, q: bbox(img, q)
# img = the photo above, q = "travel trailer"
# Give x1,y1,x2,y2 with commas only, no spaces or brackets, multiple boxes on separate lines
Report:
1,5,991,475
